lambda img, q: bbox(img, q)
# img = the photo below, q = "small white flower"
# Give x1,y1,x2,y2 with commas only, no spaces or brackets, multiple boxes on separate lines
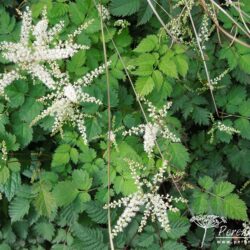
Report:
123,100,180,156
64,85,78,103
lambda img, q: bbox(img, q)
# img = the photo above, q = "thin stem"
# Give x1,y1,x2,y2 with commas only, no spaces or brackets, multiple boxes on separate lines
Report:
97,1,115,249
201,227,207,248
209,0,250,38
185,0,219,117
199,0,250,48
147,0,176,43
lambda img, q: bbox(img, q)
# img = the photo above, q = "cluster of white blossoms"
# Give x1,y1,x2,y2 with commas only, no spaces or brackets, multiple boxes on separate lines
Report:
104,159,187,237
98,4,111,21
0,7,110,143
123,100,180,156
30,63,110,144
114,19,130,34
0,7,90,92
197,15,210,50
1,141,7,162
208,115,240,143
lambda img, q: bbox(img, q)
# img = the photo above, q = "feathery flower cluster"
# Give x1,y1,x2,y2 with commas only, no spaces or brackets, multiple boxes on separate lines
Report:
208,116,240,143
30,63,110,144
0,7,90,92
123,100,180,156
210,69,229,86
104,159,187,237
114,19,130,34
98,4,111,21
1,141,7,162
197,15,210,49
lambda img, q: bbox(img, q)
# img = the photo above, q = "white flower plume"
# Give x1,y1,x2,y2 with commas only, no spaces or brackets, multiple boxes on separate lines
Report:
0,7,90,92
123,99,180,156
104,159,187,237
30,62,110,144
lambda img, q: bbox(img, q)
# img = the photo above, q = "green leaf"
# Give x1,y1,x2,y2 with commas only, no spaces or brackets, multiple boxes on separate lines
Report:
9,197,30,222
6,80,29,108
53,181,79,207
136,233,154,247
239,54,250,74
192,107,210,125
175,54,189,77
110,0,141,16
70,148,79,164
167,143,190,170
0,172,20,201
234,118,250,139
198,176,214,191
52,144,71,168
152,70,163,90
12,122,33,148
167,213,190,239
34,184,57,217
84,201,107,224
213,181,235,197
135,76,155,96
159,55,178,78
0,166,10,184
191,191,209,214
72,170,92,190
34,222,55,241
163,241,186,250
134,35,158,53
223,194,248,220
73,224,107,250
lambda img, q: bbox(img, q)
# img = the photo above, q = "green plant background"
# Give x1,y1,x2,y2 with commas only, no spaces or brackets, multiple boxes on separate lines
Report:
0,0,249,249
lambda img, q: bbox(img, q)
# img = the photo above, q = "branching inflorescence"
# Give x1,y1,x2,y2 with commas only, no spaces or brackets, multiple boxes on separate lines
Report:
30,63,110,144
123,99,180,156
104,159,187,237
0,7,90,92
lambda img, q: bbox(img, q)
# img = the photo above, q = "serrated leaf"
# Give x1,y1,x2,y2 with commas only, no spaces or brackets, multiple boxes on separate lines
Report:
167,143,190,170
135,76,154,96
134,35,158,53
198,176,214,191
34,222,55,241
192,107,210,125
70,148,79,164
110,0,141,17
163,241,186,250
84,201,107,224
72,169,92,190
0,166,10,184
213,181,235,197
34,184,57,217
234,118,250,139
223,194,248,220
12,122,33,147
53,181,78,207
175,54,189,77
73,224,107,250
159,55,178,78
191,191,209,214
0,172,21,201
9,197,30,222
